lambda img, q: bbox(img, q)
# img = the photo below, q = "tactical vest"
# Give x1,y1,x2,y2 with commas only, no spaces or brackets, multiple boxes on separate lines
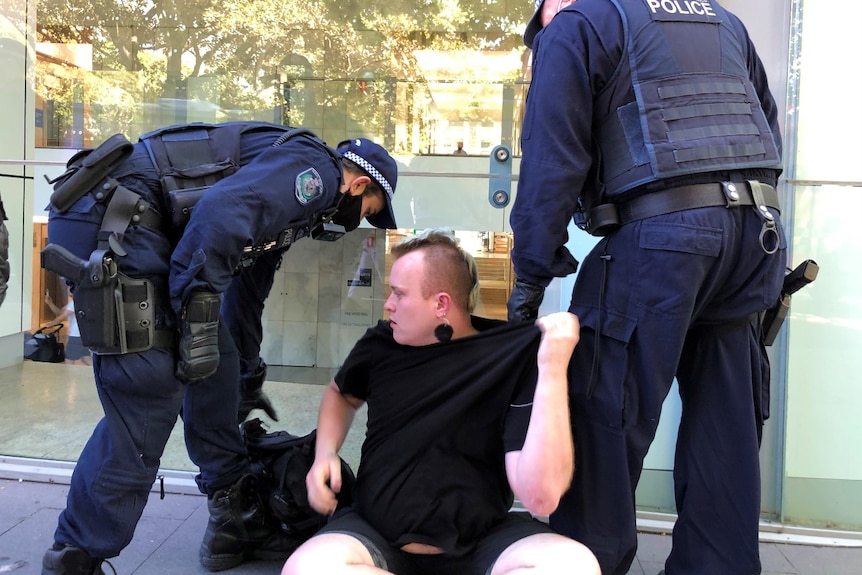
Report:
140,122,334,267
597,0,781,197
140,121,320,228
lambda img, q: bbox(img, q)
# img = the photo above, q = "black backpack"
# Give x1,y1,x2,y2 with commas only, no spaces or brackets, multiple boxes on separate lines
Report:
240,418,356,543
24,324,66,363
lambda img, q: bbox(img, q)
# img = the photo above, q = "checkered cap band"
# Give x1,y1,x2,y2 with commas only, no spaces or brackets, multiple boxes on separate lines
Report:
342,150,394,201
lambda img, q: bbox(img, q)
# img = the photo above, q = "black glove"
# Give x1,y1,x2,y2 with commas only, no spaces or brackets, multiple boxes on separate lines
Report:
238,361,279,423
507,279,545,323
176,291,221,384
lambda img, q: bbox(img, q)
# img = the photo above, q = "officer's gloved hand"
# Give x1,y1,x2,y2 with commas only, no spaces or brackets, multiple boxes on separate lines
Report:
176,291,221,384
507,278,546,323
238,361,279,423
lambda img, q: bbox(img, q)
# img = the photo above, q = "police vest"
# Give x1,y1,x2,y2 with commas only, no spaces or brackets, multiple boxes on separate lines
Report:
139,120,325,206
597,0,781,197
140,122,336,265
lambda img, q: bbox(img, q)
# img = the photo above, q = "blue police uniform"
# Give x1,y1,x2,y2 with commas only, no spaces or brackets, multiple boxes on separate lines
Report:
512,1,786,574
42,123,397,572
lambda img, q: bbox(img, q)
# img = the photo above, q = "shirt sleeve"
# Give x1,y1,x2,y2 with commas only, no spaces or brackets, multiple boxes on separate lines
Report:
221,248,285,370
511,14,596,286
730,12,783,160
168,139,340,311
334,324,383,400
511,9,622,286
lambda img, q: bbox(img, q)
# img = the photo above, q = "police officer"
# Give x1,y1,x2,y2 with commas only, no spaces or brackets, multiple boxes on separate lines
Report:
508,1,786,574
40,123,398,574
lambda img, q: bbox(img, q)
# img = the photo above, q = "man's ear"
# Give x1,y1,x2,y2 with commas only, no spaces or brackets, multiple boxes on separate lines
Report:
348,175,371,196
435,292,452,316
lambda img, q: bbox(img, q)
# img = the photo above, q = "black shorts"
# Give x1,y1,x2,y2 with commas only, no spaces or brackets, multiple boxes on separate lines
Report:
317,507,555,575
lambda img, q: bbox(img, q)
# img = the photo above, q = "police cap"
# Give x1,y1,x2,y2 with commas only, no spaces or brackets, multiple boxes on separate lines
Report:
336,138,398,229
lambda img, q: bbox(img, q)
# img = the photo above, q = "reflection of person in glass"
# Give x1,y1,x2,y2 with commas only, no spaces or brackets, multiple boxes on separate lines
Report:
41,124,398,574
0,196,8,308
283,230,599,575
43,290,92,366
509,1,786,574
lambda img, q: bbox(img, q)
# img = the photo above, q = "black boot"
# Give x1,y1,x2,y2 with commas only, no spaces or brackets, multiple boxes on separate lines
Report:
41,544,106,575
238,361,278,423
200,475,298,571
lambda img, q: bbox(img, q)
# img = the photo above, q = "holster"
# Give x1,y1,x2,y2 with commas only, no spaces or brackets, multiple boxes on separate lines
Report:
73,267,166,354
42,243,169,354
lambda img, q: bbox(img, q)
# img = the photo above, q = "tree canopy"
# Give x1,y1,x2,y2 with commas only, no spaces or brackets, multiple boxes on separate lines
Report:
35,0,534,148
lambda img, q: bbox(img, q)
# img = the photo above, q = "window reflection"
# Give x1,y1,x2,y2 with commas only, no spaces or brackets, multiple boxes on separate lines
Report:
35,0,534,155
385,230,513,321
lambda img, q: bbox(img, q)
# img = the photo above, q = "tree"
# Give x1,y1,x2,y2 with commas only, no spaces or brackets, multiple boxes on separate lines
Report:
35,0,535,145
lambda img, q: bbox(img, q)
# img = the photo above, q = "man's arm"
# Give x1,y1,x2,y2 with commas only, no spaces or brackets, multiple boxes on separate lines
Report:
43,295,73,327
306,380,364,515
505,312,579,516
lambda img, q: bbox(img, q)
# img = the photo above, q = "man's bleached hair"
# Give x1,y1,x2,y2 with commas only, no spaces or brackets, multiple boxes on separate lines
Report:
391,228,479,313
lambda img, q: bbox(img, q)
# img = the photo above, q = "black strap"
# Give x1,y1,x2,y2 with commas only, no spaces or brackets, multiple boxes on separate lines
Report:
582,181,780,236
617,181,780,226
96,180,161,256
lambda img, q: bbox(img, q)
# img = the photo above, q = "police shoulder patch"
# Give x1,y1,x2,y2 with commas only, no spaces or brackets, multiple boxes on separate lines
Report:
295,168,324,205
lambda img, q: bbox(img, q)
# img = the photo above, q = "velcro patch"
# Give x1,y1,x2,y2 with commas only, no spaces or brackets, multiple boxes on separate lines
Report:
295,168,323,205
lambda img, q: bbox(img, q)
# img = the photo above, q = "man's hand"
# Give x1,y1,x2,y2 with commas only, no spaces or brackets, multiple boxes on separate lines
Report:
535,311,580,371
507,278,546,323
306,452,343,516
176,291,221,383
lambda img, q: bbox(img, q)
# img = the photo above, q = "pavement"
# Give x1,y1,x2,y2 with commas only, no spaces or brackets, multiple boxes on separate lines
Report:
2,475,862,575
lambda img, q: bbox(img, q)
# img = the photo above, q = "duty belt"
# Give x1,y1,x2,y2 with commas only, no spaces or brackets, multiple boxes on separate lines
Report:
582,180,781,253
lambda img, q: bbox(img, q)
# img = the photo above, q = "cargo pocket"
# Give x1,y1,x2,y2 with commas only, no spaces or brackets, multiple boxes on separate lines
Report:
568,304,637,432
632,221,722,318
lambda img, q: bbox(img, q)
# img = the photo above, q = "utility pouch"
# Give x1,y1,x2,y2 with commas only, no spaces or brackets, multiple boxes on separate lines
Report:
168,186,208,229
49,133,135,213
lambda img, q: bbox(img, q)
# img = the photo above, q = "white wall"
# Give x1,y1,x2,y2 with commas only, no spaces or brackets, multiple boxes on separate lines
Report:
0,5,36,363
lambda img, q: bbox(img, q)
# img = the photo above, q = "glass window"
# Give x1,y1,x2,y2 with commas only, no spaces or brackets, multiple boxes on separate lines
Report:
35,0,534,154
777,0,862,528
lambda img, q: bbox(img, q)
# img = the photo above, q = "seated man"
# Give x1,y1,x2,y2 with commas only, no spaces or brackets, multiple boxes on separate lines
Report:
283,230,599,575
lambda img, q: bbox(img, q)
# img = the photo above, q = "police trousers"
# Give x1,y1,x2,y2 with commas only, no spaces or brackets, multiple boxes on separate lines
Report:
552,204,786,575
47,150,249,558
53,329,247,558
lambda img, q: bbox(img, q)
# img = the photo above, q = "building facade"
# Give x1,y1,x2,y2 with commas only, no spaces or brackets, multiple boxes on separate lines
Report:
0,0,860,536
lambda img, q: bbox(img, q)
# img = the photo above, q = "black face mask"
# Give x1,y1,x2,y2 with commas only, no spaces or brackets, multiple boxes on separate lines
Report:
330,192,363,232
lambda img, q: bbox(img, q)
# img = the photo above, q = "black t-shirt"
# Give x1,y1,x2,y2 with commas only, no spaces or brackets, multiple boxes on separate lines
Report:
335,317,542,556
